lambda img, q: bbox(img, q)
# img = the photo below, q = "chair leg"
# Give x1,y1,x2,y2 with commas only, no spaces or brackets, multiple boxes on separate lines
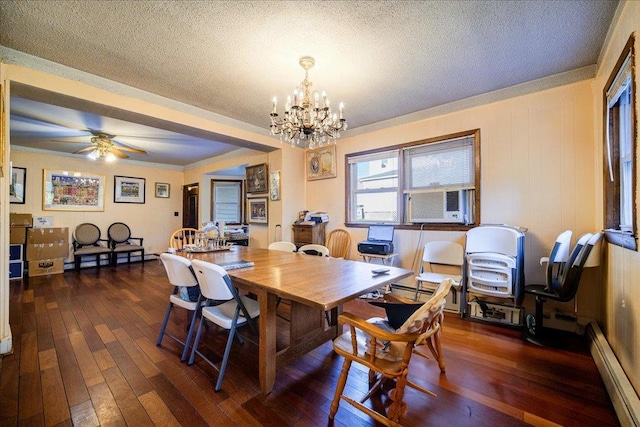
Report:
387,371,409,423
180,308,200,362
157,302,174,346
75,257,81,272
329,358,352,419
425,330,446,373
215,320,238,392
188,316,207,366
533,296,546,336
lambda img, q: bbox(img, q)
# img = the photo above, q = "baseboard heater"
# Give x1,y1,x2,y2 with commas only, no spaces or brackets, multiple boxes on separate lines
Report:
587,321,640,426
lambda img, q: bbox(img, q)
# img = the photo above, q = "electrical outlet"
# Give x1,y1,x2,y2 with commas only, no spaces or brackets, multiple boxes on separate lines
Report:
174,212,179,216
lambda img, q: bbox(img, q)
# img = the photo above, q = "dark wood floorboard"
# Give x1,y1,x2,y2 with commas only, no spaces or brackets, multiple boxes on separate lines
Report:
0,261,620,426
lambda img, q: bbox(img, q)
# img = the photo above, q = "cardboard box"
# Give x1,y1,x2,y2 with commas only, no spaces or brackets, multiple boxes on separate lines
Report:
27,258,64,277
10,213,33,227
26,243,69,261
27,227,69,244
10,227,27,244
33,216,54,228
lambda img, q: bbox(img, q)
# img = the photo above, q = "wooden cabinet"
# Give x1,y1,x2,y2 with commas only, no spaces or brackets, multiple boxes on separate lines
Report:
292,222,326,248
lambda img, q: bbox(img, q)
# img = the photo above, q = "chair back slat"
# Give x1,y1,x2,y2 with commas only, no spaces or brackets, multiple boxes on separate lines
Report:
170,228,199,250
326,229,351,258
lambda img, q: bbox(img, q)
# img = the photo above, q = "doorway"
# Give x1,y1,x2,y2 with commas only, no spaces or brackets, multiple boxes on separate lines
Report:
183,183,199,228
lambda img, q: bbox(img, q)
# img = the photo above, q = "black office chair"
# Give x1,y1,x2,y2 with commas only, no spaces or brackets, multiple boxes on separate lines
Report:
524,232,602,345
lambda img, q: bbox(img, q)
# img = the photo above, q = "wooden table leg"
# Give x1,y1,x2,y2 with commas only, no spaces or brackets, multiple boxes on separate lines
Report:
258,289,277,394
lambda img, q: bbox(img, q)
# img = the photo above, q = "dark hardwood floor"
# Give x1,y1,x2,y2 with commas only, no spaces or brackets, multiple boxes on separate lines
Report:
0,261,619,426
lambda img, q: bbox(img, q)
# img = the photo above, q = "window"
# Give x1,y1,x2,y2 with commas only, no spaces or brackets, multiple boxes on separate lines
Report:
604,34,637,250
346,130,480,229
348,150,400,222
211,180,243,224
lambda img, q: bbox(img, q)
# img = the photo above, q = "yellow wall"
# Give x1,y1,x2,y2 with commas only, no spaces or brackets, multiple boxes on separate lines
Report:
10,149,184,256
310,80,601,325
592,0,640,396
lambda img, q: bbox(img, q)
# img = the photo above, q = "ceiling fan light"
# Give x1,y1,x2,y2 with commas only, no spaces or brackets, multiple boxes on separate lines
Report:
87,150,99,160
105,152,117,162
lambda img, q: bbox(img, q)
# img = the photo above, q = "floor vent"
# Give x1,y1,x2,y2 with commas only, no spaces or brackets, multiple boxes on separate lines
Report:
587,321,639,426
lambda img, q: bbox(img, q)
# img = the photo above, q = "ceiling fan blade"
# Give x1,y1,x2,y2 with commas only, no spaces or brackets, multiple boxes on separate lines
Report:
110,148,130,159
73,146,96,154
87,129,117,139
113,145,148,154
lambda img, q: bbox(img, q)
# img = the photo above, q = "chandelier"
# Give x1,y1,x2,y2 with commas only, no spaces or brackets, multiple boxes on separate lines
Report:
270,56,347,149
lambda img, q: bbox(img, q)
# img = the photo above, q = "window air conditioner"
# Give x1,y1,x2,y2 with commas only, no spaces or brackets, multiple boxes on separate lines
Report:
408,189,466,223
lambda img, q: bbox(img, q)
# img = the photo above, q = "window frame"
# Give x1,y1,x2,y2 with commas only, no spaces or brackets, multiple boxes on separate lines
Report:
603,33,637,251
345,129,481,231
210,179,245,225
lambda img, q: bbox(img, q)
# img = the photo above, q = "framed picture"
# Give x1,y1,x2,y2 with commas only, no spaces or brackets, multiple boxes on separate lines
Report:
155,182,170,198
10,166,26,204
114,175,146,204
269,170,280,201
246,163,268,194
43,169,105,211
248,197,268,223
307,145,337,180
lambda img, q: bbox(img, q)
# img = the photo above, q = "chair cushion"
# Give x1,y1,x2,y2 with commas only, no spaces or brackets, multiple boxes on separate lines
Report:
112,244,144,253
334,325,405,366
74,246,110,255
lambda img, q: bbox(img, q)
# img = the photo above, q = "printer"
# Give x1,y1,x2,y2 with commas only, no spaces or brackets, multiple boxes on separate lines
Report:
358,225,395,255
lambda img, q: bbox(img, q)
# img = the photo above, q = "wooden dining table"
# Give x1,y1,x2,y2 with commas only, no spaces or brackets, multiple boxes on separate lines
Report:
182,246,413,394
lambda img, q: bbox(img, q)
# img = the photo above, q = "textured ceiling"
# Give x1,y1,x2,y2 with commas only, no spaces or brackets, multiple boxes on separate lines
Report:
0,0,619,166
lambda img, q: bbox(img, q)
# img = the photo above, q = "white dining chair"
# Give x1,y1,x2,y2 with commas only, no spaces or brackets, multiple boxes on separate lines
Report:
157,253,201,362
299,244,330,257
268,241,297,252
188,259,260,392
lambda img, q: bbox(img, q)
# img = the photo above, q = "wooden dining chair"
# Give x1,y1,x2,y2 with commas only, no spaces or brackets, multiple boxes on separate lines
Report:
169,228,199,251
326,228,351,259
330,279,453,426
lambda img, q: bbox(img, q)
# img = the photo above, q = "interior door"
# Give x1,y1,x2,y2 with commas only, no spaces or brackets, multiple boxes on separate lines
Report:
183,183,199,228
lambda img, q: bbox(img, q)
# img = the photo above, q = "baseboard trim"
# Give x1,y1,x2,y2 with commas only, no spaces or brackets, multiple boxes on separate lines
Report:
586,321,640,426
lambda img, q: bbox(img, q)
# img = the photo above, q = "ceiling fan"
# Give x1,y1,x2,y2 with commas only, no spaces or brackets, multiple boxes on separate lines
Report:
72,131,148,161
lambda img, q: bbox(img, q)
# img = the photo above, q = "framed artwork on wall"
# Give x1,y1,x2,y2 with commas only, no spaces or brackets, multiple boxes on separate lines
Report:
155,182,170,198
114,175,146,204
248,197,268,223
43,169,105,211
246,163,268,194
269,170,280,201
306,145,337,180
10,166,26,204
